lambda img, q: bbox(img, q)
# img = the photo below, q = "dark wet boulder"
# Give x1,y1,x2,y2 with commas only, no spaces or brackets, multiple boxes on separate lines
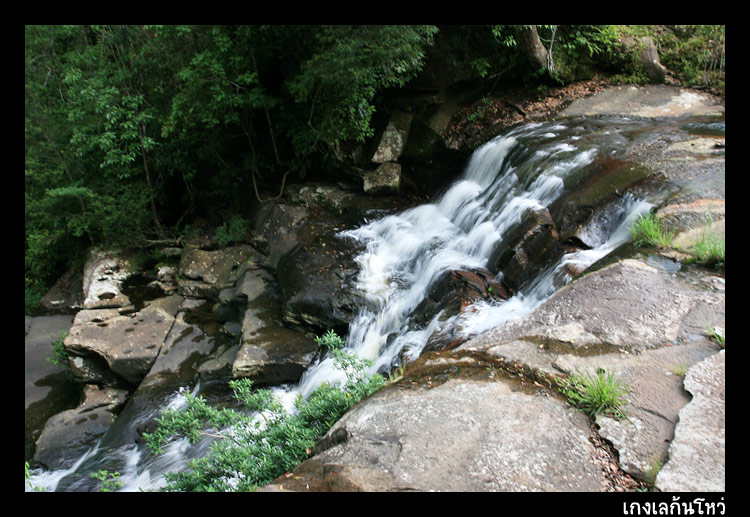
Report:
212,261,275,323
33,384,129,470
232,324,317,386
363,162,401,194
488,207,563,292
250,201,309,269
277,244,363,335
412,267,509,329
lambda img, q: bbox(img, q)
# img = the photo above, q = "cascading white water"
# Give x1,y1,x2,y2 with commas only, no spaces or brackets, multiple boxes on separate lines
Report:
280,120,651,404
27,119,654,492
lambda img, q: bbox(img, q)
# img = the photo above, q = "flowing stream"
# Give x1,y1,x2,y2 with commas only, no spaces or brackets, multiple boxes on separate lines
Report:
27,118,661,491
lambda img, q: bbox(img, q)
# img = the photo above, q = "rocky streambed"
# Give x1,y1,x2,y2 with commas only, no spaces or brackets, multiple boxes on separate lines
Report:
26,84,724,493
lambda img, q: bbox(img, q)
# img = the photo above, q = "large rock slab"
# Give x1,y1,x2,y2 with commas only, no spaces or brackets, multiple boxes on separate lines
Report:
64,295,183,385
463,259,724,358
36,266,84,314
137,299,218,391
561,85,724,119
232,290,317,385
231,324,317,385
371,111,412,163
265,375,610,491
25,315,75,410
656,350,725,492
363,162,401,194
250,202,309,269
458,258,724,484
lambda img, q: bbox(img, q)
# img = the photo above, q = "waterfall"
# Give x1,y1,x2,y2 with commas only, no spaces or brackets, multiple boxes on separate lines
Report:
280,120,651,405
27,119,654,492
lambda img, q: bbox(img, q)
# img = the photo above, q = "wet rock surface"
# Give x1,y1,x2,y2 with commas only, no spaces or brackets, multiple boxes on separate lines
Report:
265,377,610,492
34,384,129,470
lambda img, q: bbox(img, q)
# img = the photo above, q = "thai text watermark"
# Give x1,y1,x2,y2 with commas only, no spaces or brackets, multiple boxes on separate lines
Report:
623,496,725,515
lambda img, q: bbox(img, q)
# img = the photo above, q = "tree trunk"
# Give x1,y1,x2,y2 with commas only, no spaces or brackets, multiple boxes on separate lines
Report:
139,122,163,234
515,26,554,75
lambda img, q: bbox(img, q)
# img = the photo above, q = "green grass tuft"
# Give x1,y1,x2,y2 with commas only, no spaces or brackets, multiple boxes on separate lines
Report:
630,212,674,248
560,369,630,419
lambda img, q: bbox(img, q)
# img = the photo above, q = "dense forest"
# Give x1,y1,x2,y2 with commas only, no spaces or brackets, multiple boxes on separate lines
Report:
25,25,725,312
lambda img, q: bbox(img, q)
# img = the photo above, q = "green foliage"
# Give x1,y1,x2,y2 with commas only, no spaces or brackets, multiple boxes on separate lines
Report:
47,330,70,367
490,25,618,82
214,216,248,248
314,328,346,350
288,25,438,148
24,25,726,314
91,470,124,492
25,25,442,309
657,25,725,91
708,325,725,348
687,214,724,269
26,461,46,492
143,330,386,491
561,369,630,419
608,25,725,92
630,212,674,248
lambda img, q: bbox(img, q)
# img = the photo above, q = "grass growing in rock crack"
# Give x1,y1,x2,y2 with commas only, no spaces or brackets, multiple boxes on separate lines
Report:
560,369,630,420
630,212,674,248
708,325,725,348
688,213,725,269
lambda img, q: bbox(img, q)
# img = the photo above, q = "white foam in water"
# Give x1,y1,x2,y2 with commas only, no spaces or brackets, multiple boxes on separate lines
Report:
31,121,654,491
454,194,653,338
26,445,99,492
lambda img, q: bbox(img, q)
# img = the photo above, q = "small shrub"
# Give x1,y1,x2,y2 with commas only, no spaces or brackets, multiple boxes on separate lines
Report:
47,330,70,367
91,470,123,492
144,330,386,492
689,215,724,269
214,216,248,248
670,361,688,377
315,328,345,350
561,369,629,419
630,212,673,249
644,455,663,486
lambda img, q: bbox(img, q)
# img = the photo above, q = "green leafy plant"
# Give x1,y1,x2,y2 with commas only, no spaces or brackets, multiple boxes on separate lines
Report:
25,461,45,492
47,330,70,367
214,216,248,248
560,369,630,419
644,455,663,486
630,212,674,248
144,330,386,491
670,361,688,377
91,470,123,492
314,328,346,350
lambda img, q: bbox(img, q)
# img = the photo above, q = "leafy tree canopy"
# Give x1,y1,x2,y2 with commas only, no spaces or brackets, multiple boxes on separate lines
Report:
25,25,724,313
